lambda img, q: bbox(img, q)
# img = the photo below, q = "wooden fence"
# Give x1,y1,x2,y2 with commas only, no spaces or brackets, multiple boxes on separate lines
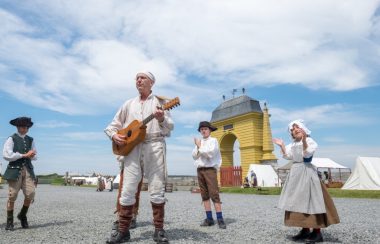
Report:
220,166,242,187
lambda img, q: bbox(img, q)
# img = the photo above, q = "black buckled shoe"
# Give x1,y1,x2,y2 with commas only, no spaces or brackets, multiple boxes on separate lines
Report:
291,228,310,241
217,219,226,229
17,213,29,228
5,218,14,231
305,231,323,243
200,218,215,227
106,230,130,244
153,229,169,243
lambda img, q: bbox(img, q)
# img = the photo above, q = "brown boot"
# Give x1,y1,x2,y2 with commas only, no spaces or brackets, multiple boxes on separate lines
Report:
17,205,30,229
106,205,133,244
5,210,14,231
151,202,169,243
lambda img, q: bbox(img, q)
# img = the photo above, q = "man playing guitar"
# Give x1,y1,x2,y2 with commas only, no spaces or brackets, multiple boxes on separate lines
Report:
105,71,174,244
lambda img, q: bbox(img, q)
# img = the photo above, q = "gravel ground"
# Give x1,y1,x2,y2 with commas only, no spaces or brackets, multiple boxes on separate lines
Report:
0,185,379,244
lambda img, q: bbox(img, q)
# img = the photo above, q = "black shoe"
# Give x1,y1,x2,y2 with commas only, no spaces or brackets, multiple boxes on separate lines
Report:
153,229,169,243
17,213,29,228
217,219,226,229
5,218,14,231
129,217,137,229
291,228,310,241
305,231,323,243
106,230,130,244
200,218,215,227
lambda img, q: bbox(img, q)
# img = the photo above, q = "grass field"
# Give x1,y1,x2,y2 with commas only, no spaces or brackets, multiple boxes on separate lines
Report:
220,187,380,199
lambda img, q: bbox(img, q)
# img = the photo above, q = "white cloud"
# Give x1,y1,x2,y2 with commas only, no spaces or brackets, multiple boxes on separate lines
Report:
0,1,379,116
269,103,376,129
172,110,212,126
35,120,77,128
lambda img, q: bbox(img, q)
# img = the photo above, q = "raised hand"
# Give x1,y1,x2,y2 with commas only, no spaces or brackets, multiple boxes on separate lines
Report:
194,138,201,148
272,138,284,146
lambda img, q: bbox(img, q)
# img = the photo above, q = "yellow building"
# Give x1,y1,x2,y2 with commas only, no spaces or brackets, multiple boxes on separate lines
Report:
210,95,277,180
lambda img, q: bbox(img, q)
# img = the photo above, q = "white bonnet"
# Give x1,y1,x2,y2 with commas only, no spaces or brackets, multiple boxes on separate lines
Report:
288,119,311,136
136,71,155,83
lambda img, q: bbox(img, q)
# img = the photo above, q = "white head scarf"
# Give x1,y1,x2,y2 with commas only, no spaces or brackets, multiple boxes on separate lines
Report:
288,119,311,136
136,71,155,83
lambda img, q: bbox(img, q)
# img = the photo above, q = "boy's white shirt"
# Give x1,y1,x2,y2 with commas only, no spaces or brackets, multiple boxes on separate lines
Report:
192,136,222,169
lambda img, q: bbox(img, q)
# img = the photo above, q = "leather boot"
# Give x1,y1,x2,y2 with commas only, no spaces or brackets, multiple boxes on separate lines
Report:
5,210,14,231
5,217,14,231
106,205,133,244
17,205,29,228
152,202,169,243
292,228,310,241
306,231,324,243
130,215,137,229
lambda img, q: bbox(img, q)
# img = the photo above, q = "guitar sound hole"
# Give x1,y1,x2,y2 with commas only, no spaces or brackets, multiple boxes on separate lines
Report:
127,130,132,137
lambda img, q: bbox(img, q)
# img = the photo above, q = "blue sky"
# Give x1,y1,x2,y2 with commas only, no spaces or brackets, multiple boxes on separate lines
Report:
1,1,380,176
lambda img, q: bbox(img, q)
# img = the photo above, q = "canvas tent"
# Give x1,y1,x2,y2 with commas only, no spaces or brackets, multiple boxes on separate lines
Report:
246,164,280,187
342,157,380,190
278,158,348,170
277,158,351,186
113,174,120,189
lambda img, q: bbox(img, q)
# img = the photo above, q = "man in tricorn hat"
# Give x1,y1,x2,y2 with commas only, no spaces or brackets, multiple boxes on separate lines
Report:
2,117,37,230
192,121,226,229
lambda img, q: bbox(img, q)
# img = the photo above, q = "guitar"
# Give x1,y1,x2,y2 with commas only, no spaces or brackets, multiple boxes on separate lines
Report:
112,97,180,156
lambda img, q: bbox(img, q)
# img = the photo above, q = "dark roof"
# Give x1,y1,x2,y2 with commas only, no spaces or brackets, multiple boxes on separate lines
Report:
210,95,262,122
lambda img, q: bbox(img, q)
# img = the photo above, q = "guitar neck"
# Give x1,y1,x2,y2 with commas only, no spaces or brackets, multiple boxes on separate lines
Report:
142,114,155,126
141,97,180,126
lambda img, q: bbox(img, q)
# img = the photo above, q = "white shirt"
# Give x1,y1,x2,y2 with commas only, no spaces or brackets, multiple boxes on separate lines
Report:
104,94,174,140
283,137,318,162
192,136,222,169
3,133,37,162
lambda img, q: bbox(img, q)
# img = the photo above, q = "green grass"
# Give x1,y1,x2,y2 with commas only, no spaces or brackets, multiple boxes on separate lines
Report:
326,188,380,199
220,187,380,199
220,187,282,195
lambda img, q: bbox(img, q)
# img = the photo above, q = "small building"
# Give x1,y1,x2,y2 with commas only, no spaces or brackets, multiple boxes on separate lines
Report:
210,95,277,182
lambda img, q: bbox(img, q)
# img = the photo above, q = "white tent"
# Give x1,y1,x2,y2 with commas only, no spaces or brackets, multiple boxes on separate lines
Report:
114,174,120,185
247,164,281,187
342,157,380,190
311,158,348,169
278,158,348,170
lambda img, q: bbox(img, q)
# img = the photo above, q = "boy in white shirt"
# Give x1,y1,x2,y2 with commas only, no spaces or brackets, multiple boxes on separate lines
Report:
192,121,226,229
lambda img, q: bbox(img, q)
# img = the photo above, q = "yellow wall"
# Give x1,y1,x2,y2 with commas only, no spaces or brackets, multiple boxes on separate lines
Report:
211,112,276,181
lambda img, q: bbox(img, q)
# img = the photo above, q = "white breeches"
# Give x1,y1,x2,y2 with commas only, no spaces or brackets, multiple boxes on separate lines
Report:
120,140,167,206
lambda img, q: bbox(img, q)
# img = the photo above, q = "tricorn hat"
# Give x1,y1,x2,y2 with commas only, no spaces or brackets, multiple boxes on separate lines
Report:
198,121,217,132
9,117,34,128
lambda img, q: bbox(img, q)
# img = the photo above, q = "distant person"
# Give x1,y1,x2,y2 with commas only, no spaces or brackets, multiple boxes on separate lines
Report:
273,120,340,243
323,171,330,184
104,71,174,243
192,121,226,229
250,170,258,187
2,117,37,231
243,176,250,188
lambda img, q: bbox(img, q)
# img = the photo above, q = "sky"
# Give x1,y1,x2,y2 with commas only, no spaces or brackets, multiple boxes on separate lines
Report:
1,0,380,176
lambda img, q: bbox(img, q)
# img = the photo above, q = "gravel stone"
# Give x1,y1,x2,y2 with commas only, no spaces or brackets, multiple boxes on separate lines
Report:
0,185,379,243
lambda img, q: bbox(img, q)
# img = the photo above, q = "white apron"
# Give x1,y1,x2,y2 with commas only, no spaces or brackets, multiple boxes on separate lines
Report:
278,162,326,214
